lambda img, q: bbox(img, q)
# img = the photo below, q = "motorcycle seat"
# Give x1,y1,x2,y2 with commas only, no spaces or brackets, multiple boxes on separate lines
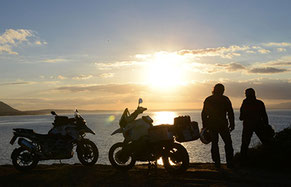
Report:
13,128,49,137
34,132,49,137
13,128,34,133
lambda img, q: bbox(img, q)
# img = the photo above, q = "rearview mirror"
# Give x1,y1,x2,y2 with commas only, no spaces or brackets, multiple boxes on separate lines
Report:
138,98,143,106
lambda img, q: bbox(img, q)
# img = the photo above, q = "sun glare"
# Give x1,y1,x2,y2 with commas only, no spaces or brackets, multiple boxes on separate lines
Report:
145,52,188,90
152,111,177,125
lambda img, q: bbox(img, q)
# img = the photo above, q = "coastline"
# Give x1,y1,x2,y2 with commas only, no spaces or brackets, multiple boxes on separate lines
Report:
1,163,290,186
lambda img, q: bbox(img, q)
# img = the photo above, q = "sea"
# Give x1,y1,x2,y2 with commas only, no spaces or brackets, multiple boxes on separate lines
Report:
0,109,290,165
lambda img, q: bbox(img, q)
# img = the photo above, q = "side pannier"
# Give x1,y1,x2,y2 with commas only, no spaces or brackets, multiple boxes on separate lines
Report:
174,116,200,142
148,124,174,142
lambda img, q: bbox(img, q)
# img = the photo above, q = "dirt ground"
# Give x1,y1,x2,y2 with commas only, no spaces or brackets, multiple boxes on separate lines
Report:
1,163,290,187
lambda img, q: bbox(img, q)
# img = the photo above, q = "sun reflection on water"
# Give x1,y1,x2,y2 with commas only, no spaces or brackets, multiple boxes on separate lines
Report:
151,111,177,125
151,111,182,166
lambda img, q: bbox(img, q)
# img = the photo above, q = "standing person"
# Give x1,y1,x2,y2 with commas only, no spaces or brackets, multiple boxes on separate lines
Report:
239,88,270,164
202,83,235,168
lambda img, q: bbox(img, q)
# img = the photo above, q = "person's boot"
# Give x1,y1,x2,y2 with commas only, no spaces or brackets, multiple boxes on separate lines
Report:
214,162,221,169
227,161,234,169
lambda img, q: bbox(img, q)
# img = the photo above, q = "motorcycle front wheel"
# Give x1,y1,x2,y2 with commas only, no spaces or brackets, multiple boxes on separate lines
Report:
77,139,99,166
108,142,136,170
11,147,39,171
162,143,189,174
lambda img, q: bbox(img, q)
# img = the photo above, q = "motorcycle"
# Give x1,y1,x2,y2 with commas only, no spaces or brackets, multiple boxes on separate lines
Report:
108,99,190,174
10,110,99,171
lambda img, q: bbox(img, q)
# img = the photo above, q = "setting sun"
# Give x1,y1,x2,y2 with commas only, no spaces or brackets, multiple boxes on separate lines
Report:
145,52,189,89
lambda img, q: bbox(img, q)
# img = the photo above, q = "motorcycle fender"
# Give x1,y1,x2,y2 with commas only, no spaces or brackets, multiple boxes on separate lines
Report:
111,128,123,135
11,147,21,160
10,135,17,145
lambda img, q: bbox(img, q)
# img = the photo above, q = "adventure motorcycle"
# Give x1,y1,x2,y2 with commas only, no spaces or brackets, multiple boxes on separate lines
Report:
109,99,192,174
10,110,99,171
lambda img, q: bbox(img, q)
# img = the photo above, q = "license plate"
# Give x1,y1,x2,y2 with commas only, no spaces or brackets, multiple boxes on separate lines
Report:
10,136,17,145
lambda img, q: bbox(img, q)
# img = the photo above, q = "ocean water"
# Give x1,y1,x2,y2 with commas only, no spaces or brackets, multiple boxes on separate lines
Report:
0,110,290,165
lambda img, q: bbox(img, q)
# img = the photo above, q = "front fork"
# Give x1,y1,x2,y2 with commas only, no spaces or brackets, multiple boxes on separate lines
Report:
121,139,132,156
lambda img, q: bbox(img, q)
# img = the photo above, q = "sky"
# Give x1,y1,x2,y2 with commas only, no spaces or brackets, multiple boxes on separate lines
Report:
1,0,291,110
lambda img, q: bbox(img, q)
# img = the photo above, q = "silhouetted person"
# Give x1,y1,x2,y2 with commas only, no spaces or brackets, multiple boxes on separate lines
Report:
239,88,269,163
202,83,235,168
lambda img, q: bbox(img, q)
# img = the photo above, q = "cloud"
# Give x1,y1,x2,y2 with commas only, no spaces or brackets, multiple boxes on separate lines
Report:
0,81,34,86
0,45,17,54
246,50,256,54
57,75,67,80
5,78,291,110
177,79,291,103
264,42,291,47
178,45,250,59
56,83,146,94
223,79,291,100
0,29,46,55
272,62,291,66
0,29,32,45
72,75,93,80
35,41,47,45
42,58,67,63
95,61,142,70
99,73,114,78
189,62,247,74
258,49,271,54
248,67,288,74
277,48,286,52
216,62,246,72
262,56,291,67
195,61,289,75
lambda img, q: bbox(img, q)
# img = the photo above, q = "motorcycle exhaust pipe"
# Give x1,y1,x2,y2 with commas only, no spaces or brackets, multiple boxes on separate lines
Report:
18,138,36,151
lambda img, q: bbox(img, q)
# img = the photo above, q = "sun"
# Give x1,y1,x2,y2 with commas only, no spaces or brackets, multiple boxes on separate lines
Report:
145,52,188,89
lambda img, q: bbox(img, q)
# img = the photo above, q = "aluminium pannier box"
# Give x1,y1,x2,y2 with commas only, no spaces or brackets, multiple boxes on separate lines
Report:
148,125,174,142
174,116,200,142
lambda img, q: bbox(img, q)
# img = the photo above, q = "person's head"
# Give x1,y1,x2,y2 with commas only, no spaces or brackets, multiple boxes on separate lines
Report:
245,88,256,99
212,83,225,96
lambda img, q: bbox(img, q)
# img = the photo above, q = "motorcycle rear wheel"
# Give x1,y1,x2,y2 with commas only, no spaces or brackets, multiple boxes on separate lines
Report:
11,147,39,171
109,142,136,170
77,139,99,166
162,143,189,174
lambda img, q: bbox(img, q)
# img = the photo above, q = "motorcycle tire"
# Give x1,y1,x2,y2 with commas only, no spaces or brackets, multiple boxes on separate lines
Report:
108,142,136,170
11,147,39,171
162,143,189,174
77,139,99,166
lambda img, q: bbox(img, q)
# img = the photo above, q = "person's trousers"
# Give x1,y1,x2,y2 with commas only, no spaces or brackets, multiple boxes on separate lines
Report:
210,127,234,165
240,125,268,160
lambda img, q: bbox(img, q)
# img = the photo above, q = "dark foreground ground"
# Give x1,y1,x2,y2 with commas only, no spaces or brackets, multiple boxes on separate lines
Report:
1,163,291,187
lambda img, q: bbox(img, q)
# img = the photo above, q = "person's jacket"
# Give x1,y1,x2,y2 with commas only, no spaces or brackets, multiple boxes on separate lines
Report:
202,94,234,130
239,98,269,127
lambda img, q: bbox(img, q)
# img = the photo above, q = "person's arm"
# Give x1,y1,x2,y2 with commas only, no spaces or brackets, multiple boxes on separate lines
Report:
226,97,235,131
239,101,245,121
201,100,208,128
261,101,269,125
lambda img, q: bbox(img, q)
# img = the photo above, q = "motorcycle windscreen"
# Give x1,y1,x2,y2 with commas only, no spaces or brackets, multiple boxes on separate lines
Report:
81,126,96,135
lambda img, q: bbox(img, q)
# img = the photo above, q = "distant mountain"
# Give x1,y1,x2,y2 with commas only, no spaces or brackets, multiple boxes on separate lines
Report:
269,102,291,109
0,101,117,116
0,101,22,116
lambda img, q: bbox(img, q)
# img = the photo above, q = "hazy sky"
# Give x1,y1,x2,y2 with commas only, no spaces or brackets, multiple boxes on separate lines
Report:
1,0,291,110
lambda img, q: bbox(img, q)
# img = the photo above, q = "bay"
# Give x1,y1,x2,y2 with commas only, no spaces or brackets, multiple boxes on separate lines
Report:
0,109,290,165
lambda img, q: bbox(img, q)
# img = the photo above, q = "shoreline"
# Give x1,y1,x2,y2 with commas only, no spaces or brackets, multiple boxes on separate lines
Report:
1,163,290,186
